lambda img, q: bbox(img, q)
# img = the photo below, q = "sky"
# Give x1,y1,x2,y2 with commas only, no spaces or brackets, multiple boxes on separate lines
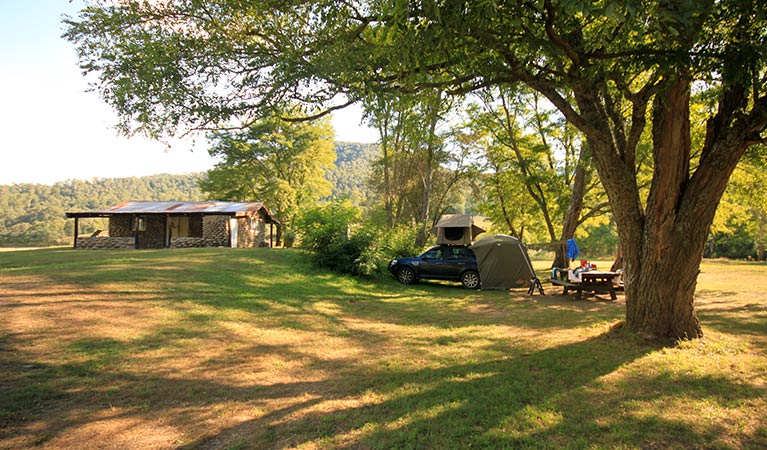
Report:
0,1,377,185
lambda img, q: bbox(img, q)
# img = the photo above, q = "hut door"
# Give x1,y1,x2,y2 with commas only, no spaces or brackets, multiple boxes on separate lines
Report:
170,217,190,238
229,218,238,248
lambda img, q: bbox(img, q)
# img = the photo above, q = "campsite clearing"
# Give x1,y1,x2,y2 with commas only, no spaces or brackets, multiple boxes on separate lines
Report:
1,249,765,449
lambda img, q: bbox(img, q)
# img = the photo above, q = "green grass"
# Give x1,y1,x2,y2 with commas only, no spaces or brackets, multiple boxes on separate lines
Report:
0,248,765,449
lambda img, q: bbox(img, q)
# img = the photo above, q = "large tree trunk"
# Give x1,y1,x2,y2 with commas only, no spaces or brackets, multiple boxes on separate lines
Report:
610,243,623,272
558,74,761,340
626,236,703,339
623,76,703,338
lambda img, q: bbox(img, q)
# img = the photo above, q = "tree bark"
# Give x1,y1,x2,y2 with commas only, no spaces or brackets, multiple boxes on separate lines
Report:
622,76,701,338
565,73,766,340
380,121,393,230
562,74,742,340
610,243,623,272
415,91,442,247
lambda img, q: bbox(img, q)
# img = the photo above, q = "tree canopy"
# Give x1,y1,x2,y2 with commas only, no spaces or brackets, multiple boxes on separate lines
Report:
66,1,767,340
199,111,336,227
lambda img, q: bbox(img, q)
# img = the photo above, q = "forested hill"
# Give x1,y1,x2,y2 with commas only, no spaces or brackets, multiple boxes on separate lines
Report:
0,174,204,246
327,142,378,205
0,142,378,247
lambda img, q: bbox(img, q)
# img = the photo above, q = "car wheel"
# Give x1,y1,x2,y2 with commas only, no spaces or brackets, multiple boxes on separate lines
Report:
397,266,416,285
461,270,480,289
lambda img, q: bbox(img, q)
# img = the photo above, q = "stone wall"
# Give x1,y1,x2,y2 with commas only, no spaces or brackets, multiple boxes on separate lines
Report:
254,217,268,246
237,218,253,248
76,236,135,249
86,214,269,249
235,216,269,248
170,237,208,248
203,215,230,247
136,216,166,249
109,216,133,237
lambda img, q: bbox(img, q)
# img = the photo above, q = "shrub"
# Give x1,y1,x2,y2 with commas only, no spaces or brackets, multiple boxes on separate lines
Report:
282,230,296,248
295,202,370,274
295,203,423,278
707,230,757,259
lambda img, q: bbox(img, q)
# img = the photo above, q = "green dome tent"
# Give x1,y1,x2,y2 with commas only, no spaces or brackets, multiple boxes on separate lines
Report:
470,235,541,292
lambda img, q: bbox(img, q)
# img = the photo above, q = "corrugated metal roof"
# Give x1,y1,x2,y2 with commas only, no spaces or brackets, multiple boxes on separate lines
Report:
66,201,275,220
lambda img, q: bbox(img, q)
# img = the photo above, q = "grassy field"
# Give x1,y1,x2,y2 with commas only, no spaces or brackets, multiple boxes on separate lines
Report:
0,248,765,449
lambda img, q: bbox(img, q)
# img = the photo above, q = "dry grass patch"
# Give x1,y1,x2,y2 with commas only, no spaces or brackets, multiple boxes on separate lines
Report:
1,249,765,449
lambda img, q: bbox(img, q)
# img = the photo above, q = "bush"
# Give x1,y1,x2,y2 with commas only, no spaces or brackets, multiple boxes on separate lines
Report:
706,230,757,259
283,230,296,248
295,203,423,278
295,202,370,275
295,201,358,250
355,225,423,277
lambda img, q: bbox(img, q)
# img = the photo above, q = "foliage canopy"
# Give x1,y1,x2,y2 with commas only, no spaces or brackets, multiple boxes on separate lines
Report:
199,112,336,226
66,0,767,339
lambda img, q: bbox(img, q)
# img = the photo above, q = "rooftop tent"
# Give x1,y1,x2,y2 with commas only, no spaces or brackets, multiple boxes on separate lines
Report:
430,214,485,246
469,235,537,290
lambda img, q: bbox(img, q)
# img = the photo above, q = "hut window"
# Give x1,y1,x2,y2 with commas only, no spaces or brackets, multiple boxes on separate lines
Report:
133,216,146,231
189,216,203,237
250,217,258,232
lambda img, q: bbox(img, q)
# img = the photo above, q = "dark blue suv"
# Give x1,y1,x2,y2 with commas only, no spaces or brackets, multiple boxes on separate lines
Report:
388,245,480,289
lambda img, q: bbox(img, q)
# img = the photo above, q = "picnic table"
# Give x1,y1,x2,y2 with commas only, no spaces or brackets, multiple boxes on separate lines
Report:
550,270,620,300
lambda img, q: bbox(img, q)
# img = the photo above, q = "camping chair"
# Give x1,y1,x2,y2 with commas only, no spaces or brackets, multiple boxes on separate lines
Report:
527,277,545,295
522,244,545,295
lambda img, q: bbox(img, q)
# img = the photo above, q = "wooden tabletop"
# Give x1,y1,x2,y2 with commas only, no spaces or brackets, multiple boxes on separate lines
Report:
580,271,620,280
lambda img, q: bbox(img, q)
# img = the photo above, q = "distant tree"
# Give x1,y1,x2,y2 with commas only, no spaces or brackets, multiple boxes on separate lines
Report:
364,91,476,243
363,93,415,229
712,146,767,260
199,113,336,227
469,86,610,265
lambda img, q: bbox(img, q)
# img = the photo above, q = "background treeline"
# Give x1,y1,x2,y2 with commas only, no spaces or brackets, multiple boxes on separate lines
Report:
0,142,377,248
1,138,762,262
0,174,204,246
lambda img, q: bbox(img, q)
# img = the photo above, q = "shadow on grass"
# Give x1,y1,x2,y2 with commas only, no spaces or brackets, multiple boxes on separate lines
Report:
697,301,767,337
178,329,658,449
181,331,764,449
2,248,624,333
5,249,761,448
0,327,657,448
6,327,758,449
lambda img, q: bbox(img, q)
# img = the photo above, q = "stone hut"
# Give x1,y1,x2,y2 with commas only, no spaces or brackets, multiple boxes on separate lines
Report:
66,201,280,249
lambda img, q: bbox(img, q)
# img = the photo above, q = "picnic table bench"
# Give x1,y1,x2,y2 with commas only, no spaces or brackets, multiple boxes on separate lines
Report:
550,270,620,300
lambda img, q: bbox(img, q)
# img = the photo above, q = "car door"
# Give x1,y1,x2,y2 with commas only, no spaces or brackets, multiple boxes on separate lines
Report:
443,246,472,279
418,247,445,278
